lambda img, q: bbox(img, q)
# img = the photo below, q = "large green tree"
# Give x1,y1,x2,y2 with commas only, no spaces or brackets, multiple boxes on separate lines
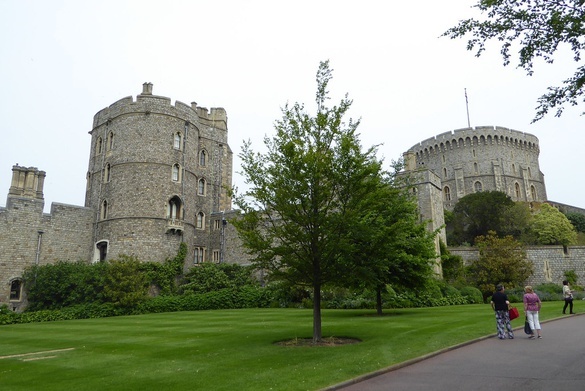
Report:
232,61,387,342
469,231,533,300
448,190,517,245
527,203,577,245
345,169,437,315
444,0,585,121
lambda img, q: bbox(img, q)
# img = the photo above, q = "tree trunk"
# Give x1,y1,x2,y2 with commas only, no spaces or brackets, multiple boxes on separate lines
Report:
313,283,322,343
376,286,383,316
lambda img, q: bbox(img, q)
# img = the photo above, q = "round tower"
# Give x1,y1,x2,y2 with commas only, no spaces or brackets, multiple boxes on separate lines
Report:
85,83,233,265
406,126,547,210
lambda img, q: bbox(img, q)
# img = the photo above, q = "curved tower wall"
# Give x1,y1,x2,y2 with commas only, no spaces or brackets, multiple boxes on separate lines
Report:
85,83,233,265
406,126,547,209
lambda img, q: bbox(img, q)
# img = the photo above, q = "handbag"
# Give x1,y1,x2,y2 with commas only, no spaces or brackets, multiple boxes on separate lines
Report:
524,317,532,334
508,307,519,320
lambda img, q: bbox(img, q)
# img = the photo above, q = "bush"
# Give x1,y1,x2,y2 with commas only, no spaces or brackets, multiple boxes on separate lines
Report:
459,286,483,304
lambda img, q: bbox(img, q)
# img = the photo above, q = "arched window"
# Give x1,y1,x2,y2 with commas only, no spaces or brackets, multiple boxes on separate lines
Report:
531,185,537,201
96,137,103,154
96,241,108,262
172,164,181,182
474,162,478,174
167,196,182,220
198,178,206,195
515,183,521,199
107,132,114,151
196,211,205,229
443,186,451,201
528,167,532,178
104,163,111,183
9,279,22,301
173,132,182,150
199,150,207,166
101,200,108,220
474,181,483,192
443,168,447,178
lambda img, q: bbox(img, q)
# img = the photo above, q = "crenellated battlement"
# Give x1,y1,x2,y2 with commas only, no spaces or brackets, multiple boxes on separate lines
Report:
92,83,228,131
408,126,540,155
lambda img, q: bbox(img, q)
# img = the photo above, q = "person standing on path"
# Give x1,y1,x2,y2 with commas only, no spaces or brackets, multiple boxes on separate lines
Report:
562,280,575,314
490,284,514,340
523,285,542,339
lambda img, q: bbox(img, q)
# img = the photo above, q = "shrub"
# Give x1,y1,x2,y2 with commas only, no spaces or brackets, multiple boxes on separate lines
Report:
459,286,483,304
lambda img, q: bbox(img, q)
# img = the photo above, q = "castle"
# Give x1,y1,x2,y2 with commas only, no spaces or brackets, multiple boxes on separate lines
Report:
2,85,585,310
0,84,244,311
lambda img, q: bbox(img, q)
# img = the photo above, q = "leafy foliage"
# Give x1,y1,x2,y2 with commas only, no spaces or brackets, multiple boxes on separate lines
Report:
443,0,585,122
23,261,107,311
102,256,149,308
448,191,517,245
468,231,533,300
232,61,403,341
565,212,585,233
527,203,577,245
180,263,258,295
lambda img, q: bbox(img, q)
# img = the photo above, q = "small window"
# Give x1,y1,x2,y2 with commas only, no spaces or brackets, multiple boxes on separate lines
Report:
197,212,205,229
96,137,103,154
101,200,108,220
531,185,537,201
474,181,483,192
528,167,532,178
194,247,205,264
199,150,207,166
214,219,221,230
104,163,111,183
443,167,447,178
107,132,114,151
512,164,516,175
212,250,220,263
9,280,22,301
473,162,478,174
198,178,206,195
172,164,181,182
515,183,521,199
173,132,182,150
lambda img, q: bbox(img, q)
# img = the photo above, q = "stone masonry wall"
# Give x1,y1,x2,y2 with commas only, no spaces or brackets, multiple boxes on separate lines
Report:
449,246,585,287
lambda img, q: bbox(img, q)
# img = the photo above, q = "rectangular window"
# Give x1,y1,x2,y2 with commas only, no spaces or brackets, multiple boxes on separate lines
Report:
194,247,205,263
212,250,220,263
214,219,221,230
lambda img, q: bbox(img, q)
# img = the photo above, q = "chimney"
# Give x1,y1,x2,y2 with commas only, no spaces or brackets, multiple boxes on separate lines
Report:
142,82,153,95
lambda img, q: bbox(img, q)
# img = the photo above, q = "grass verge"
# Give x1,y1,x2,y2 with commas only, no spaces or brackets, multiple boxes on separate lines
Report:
0,301,567,390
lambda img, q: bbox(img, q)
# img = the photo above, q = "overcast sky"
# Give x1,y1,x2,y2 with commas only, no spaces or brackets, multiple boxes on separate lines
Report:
1,0,583,212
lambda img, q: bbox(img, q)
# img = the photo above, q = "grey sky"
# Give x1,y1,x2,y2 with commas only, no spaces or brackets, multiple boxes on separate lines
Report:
1,0,583,212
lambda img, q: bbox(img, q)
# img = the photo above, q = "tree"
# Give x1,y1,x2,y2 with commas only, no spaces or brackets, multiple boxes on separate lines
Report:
468,231,533,300
443,0,585,122
448,191,516,245
232,61,386,342
345,169,437,315
566,212,585,232
527,203,577,245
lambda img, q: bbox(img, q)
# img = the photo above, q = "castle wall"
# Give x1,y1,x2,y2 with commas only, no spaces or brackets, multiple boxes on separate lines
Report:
449,246,585,287
0,193,93,311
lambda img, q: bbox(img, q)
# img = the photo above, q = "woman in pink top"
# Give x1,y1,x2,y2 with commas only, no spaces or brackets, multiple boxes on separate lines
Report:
523,285,542,339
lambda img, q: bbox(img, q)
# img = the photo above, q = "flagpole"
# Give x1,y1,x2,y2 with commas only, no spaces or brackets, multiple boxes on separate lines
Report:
465,88,471,128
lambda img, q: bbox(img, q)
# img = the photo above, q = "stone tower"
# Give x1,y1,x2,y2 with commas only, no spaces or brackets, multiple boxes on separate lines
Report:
406,126,547,210
85,83,233,266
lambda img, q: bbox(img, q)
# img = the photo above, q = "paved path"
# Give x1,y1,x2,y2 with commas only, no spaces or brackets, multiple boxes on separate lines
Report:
328,314,585,391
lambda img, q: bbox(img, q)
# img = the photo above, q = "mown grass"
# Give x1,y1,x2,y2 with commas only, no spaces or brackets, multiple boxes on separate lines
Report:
0,301,567,391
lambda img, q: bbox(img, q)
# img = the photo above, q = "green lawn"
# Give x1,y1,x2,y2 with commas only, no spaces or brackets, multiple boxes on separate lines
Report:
0,302,567,390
